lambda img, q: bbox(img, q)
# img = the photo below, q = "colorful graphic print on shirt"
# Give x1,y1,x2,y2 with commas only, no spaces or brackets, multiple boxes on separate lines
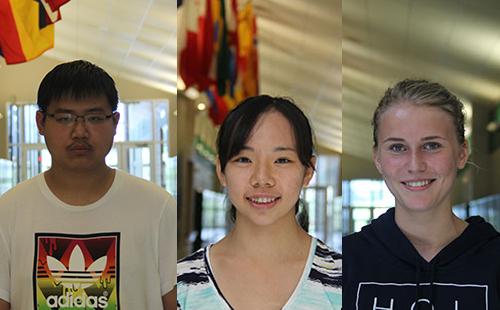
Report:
33,232,120,309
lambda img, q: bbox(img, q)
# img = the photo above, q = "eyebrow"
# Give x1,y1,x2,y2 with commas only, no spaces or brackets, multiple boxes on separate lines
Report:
382,136,446,143
241,145,296,152
422,136,445,141
53,107,107,113
381,137,405,144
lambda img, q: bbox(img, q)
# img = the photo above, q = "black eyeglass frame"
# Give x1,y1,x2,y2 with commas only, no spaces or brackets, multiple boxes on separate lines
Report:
43,112,116,125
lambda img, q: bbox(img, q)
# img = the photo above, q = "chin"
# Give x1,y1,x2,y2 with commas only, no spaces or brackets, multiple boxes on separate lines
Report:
238,211,285,227
397,198,437,212
246,214,279,227
65,160,101,171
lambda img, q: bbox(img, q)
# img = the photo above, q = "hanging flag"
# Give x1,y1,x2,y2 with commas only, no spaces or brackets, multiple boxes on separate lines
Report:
39,0,70,24
179,0,259,125
196,0,214,90
43,0,70,11
179,0,213,89
0,0,70,64
236,0,258,101
206,87,229,125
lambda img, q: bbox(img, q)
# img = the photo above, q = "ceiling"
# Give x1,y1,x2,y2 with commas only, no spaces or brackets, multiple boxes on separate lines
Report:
253,0,342,154
9,0,500,157
343,0,500,159
44,0,176,94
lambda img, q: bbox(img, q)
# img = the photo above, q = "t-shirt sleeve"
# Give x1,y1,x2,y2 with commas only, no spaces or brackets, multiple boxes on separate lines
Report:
159,194,177,296
0,230,10,303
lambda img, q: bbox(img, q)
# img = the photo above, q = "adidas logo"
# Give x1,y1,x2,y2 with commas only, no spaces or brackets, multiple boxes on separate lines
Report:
47,245,107,290
46,292,109,307
44,244,111,307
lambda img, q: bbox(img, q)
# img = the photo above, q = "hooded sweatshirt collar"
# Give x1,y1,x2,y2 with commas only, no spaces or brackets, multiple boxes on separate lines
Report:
365,208,499,270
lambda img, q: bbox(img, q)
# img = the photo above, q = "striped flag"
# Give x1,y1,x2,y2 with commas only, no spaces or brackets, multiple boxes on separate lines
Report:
0,0,69,64
39,0,70,24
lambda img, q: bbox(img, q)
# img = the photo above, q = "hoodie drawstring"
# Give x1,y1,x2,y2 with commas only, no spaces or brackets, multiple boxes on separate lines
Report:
429,262,436,308
415,262,422,310
415,261,437,310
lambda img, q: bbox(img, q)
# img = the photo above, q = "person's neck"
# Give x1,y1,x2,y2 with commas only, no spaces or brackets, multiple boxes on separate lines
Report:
220,214,311,263
395,205,468,262
44,165,116,206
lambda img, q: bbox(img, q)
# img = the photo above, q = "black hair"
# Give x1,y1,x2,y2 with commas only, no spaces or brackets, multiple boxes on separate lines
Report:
37,60,119,112
216,95,315,228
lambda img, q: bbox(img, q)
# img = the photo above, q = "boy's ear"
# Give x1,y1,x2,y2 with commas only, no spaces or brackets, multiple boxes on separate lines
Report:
112,112,120,134
36,111,46,135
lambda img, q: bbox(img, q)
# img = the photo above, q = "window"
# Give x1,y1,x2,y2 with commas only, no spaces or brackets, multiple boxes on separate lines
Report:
305,154,342,251
0,159,14,195
6,100,176,195
453,194,500,230
201,190,227,244
342,179,395,235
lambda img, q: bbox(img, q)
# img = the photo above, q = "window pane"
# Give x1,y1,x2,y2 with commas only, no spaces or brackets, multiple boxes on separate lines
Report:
8,104,20,145
127,101,152,141
128,146,151,181
0,159,14,194
343,179,395,235
24,105,43,144
201,190,227,244
26,148,50,179
114,104,126,142
164,155,177,197
106,147,119,168
154,101,169,141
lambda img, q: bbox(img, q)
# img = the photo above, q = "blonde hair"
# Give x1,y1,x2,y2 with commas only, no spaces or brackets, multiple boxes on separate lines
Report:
372,79,465,147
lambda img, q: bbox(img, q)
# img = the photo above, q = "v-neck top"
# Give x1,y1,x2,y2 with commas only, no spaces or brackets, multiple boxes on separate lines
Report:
177,238,342,309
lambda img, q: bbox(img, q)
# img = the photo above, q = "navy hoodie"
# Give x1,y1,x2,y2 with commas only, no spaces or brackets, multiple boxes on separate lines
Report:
343,208,500,310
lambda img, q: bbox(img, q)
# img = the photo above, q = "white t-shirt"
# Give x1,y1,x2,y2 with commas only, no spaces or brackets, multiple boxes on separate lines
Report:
0,169,176,310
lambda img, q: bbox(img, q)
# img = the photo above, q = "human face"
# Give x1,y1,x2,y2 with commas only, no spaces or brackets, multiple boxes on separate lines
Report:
216,111,315,227
373,102,468,213
36,96,119,172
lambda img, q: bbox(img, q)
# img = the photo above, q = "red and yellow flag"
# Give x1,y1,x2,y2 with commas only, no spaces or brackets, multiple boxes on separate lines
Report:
0,0,69,64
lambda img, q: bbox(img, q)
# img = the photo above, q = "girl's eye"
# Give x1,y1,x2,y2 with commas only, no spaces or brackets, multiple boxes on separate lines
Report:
389,143,407,153
233,157,251,163
423,142,442,151
275,158,291,164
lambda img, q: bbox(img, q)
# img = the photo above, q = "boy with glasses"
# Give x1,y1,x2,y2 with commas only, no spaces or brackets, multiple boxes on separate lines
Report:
0,60,176,309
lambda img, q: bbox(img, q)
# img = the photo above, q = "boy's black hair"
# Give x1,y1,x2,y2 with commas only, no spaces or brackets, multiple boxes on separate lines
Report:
37,60,118,112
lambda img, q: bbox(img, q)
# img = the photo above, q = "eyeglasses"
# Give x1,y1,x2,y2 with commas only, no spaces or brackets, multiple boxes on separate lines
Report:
45,112,115,126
